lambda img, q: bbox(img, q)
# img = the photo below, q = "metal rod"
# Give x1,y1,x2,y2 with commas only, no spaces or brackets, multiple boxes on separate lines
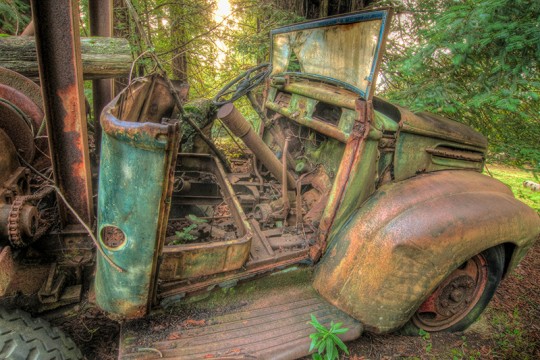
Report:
31,0,94,226
281,136,291,225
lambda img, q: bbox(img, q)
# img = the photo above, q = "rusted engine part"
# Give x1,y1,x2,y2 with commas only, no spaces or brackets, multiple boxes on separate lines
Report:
217,103,296,190
0,246,82,311
250,167,330,230
0,67,57,248
2,187,55,248
38,261,82,305
0,66,45,164
158,153,319,295
0,129,42,248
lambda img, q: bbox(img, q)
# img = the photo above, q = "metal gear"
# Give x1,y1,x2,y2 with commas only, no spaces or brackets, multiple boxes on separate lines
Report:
7,187,54,248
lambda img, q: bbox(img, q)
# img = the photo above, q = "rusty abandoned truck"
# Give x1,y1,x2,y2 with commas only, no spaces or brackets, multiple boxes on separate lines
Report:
1,6,539,360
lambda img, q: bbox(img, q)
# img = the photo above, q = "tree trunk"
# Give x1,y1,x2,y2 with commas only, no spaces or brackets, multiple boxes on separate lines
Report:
350,1,365,12
113,0,131,95
0,36,132,81
320,0,329,18
170,3,189,84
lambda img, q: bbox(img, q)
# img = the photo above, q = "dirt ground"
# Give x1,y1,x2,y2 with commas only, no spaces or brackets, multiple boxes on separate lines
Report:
58,238,539,360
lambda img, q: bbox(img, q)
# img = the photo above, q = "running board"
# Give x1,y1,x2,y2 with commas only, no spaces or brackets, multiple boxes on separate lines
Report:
119,269,362,359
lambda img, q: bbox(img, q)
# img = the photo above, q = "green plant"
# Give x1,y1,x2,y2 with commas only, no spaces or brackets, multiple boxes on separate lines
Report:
449,336,482,360
172,214,207,244
174,224,198,243
380,0,540,167
418,329,432,353
0,0,30,35
489,307,534,358
308,315,349,360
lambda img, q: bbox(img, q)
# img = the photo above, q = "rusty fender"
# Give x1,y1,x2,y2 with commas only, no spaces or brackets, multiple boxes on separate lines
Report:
313,170,540,333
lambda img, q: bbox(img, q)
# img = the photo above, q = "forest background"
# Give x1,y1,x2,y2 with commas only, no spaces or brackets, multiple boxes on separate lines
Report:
1,0,539,172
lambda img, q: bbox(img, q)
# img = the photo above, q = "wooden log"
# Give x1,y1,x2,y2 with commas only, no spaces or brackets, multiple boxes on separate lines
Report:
0,36,132,80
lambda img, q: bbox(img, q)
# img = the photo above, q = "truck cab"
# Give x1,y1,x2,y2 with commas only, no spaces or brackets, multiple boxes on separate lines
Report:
1,7,538,360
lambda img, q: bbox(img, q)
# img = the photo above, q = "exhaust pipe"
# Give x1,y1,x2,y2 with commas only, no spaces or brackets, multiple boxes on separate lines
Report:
217,103,295,190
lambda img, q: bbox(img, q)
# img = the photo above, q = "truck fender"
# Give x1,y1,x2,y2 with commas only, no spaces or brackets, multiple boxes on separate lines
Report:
313,170,540,333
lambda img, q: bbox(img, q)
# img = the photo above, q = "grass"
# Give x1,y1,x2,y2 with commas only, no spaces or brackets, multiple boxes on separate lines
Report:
485,163,540,212
489,308,535,359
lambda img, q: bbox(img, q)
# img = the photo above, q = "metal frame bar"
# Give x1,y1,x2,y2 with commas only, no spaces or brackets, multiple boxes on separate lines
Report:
31,0,94,226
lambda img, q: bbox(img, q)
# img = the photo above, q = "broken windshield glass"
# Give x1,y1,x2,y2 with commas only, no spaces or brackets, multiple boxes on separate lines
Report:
270,10,391,99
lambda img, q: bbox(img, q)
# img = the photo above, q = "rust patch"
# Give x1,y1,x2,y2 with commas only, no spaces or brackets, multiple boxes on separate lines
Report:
56,84,84,133
0,247,14,296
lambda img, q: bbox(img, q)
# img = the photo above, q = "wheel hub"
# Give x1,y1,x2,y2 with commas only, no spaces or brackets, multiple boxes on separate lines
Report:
436,275,475,316
411,254,488,331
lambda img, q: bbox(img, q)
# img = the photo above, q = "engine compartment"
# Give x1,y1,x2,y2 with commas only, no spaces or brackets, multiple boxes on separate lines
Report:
157,79,362,295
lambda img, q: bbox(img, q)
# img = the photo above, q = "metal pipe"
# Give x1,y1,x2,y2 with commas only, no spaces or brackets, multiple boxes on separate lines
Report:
217,103,296,190
281,136,290,224
89,0,114,153
31,0,94,226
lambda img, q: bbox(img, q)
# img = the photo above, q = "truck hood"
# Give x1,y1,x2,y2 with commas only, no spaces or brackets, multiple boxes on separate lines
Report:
373,97,487,150
403,111,488,150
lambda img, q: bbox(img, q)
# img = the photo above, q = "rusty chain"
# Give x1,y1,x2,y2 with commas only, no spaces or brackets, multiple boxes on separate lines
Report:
7,186,54,248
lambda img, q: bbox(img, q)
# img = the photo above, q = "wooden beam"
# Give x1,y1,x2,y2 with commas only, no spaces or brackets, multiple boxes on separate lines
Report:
0,36,132,80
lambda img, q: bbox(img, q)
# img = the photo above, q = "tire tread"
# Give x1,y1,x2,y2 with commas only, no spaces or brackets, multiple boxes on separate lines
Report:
0,308,82,360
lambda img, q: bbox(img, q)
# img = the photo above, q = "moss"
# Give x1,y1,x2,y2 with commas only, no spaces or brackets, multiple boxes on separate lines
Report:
167,266,314,313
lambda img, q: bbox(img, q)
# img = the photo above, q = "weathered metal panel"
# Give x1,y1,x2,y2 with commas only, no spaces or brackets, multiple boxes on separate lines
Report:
404,112,488,149
159,154,252,281
392,107,488,181
313,170,540,333
317,100,373,251
394,132,485,181
328,138,379,238
95,91,180,318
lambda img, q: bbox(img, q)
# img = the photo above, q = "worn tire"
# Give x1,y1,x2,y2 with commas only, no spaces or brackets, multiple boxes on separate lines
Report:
401,245,505,335
0,308,82,360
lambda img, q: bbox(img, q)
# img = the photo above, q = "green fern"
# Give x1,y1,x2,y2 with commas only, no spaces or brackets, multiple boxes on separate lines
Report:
309,314,349,360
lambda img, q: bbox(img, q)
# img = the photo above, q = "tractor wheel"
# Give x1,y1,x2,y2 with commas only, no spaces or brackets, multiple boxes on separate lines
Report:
401,245,505,335
0,307,82,360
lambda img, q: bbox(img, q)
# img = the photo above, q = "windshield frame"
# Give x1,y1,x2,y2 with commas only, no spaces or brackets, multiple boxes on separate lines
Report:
269,8,392,100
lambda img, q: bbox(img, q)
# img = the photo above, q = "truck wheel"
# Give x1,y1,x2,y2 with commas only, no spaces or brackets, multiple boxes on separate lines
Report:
402,245,505,334
0,308,82,360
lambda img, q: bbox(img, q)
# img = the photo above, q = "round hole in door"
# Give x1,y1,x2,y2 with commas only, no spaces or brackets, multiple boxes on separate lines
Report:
101,225,126,249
